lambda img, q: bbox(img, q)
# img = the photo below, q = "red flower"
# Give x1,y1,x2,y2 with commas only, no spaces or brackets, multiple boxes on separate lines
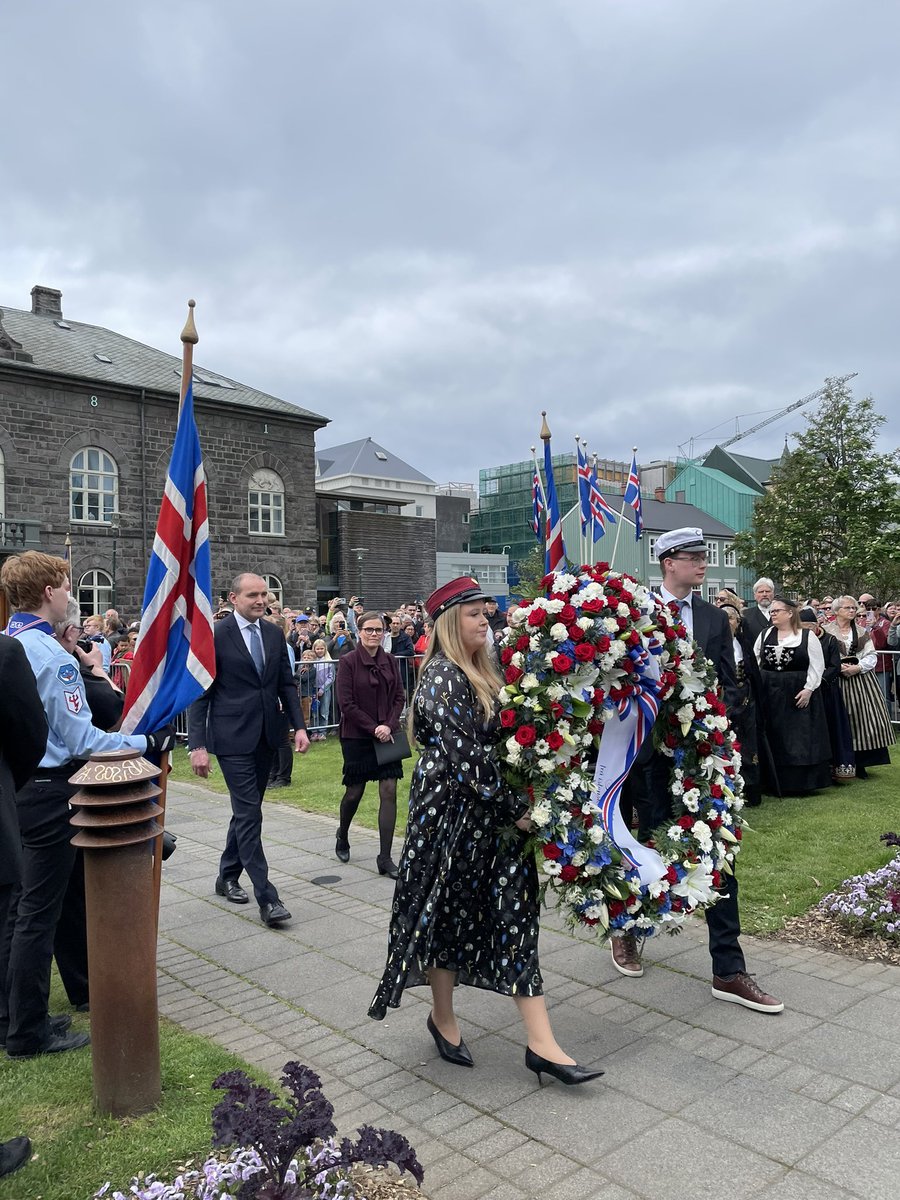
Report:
575,643,595,662
527,607,547,627
677,815,694,830
664,733,678,748
587,718,603,735
608,899,625,918
712,870,722,888
550,701,564,719
710,784,723,798
568,625,585,642
712,731,725,746
542,843,562,860
560,604,577,623
505,665,524,684
516,635,531,652
581,598,604,614
592,686,606,705
697,741,712,757
500,646,515,665
499,708,517,728
596,635,611,652
560,865,579,883
515,725,537,747
546,731,564,751
551,653,574,673
666,865,679,883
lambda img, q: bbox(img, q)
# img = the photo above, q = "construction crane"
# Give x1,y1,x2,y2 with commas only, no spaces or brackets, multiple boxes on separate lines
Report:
717,373,857,450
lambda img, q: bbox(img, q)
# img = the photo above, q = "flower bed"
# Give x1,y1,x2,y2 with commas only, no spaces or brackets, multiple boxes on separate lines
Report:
819,833,900,942
497,565,744,939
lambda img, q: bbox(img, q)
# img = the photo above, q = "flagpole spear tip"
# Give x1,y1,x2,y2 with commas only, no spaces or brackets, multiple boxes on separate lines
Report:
539,412,551,441
530,445,536,454
181,300,199,346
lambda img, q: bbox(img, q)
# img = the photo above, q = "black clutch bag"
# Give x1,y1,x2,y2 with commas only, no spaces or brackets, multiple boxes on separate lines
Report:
373,728,412,765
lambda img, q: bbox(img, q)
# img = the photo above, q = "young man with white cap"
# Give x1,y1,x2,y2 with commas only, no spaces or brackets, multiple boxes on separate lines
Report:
613,527,783,1013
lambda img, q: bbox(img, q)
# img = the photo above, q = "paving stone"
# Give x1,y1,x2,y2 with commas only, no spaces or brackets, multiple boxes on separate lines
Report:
602,1117,784,1197
542,1168,621,1200
443,1115,509,1151
829,1083,881,1113
500,1152,584,1193
756,969,863,1018
478,1183,530,1200
780,1023,900,1091
795,1115,900,1199
465,1126,530,1165
496,1085,662,1164
799,1073,848,1103
864,1094,900,1129
752,1171,858,1200
832,992,900,1044
601,1037,733,1115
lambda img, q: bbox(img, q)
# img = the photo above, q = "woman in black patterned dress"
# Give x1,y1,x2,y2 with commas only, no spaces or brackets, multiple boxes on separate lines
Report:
368,577,602,1087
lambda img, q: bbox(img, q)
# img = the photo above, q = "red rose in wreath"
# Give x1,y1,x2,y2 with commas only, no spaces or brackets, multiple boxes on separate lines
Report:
499,708,517,728
551,653,574,673
514,725,537,747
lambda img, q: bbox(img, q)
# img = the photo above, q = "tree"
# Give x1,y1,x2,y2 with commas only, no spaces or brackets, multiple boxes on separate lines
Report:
732,379,900,598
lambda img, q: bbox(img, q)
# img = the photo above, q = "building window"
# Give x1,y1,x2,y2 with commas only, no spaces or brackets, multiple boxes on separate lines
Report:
70,448,118,524
705,541,719,566
248,468,285,536
415,505,424,517
724,546,736,568
482,478,499,495
647,536,657,560
462,512,470,524
78,569,113,615
263,574,283,603
0,446,5,518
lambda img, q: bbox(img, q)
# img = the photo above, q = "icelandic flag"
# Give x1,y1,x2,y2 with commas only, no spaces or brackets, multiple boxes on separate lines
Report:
543,438,567,573
623,451,643,541
120,379,216,733
588,459,617,542
576,442,592,535
531,461,546,540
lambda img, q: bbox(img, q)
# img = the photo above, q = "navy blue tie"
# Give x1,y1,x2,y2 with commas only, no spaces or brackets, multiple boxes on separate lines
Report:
247,623,264,675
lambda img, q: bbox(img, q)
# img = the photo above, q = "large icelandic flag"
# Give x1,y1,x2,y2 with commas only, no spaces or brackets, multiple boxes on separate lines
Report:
120,379,216,733
543,438,567,573
623,451,643,541
531,460,546,541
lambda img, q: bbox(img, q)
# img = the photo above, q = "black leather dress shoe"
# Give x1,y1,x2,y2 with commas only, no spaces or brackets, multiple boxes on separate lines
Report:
50,1014,72,1035
335,830,350,863
427,1014,474,1067
260,900,291,927
7,1031,91,1060
376,855,399,879
215,877,249,904
0,1136,31,1179
525,1047,604,1086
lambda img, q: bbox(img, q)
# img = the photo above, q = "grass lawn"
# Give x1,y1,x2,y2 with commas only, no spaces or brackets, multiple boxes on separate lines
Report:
0,978,264,1200
170,743,899,936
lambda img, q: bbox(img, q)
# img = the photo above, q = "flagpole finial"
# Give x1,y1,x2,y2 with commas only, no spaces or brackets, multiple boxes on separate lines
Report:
530,445,536,454
632,445,638,453
540,412,551,441
181,300,199,346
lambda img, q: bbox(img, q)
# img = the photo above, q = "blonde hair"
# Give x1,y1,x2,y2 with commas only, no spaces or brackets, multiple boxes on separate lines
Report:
0,551,69,611
413,603,501,728
312,638,333,660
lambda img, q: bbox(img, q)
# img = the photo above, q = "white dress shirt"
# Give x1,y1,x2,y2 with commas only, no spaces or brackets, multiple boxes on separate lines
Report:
234,612,266,666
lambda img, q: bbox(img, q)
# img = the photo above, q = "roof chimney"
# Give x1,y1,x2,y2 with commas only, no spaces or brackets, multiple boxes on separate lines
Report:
31,285,63,319
654,487,666,502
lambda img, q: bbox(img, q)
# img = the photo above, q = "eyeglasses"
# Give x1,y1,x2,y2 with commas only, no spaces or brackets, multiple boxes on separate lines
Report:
769,608,792,616
360,626,383,634
671,553,708,564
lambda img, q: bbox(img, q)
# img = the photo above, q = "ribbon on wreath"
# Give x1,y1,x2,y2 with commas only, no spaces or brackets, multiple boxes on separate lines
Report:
591,640,667,888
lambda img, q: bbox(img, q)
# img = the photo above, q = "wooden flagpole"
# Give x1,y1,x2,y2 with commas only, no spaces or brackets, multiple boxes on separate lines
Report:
610,445,635,570
152,300,198,931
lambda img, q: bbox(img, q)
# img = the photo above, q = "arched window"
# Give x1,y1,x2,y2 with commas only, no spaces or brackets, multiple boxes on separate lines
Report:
248,468,284,536
78,569,113,615
263,574,283,604
70,448,119,524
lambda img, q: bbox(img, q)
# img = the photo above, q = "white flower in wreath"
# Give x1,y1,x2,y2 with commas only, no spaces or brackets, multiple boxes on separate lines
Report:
546,599,565,614
668,824,684,840
587,824,606,844
672,865,716,907
534,739,550,755
616,602,631,617
647,878,668,899
602,618,619,634
712,715,729,731
546,683,566,700
542,860,562,877
505,737,521,760
538,759,555,774
676,705,695,726
683,794,699,813
529,636,542,652
521,673,539,691
577,617,594,630
554,573,578,593
549,622,569,642
509,606,528,626
683,787,701,806
531,801,552,826
692,821,714,853
572,850,589,867
671,778,685,796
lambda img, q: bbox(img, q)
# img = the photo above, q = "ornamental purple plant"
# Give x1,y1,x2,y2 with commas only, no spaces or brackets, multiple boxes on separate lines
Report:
211,1061,423,1199
820,839,900,943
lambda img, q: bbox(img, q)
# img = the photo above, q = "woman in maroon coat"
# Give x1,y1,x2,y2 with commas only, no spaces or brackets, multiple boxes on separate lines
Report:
335,611,406,878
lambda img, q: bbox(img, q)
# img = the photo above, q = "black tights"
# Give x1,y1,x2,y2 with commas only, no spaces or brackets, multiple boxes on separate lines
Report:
339,778,397,858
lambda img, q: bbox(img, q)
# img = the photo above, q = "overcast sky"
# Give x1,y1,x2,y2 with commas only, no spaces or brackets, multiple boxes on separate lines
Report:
4,1,898,484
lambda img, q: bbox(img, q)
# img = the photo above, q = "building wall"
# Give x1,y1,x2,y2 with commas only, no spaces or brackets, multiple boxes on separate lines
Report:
335,510,436,610
0,365,320,616
435,493,472,552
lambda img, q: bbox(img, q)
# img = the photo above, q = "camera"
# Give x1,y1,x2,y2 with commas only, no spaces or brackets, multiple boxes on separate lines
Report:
76,637,94,653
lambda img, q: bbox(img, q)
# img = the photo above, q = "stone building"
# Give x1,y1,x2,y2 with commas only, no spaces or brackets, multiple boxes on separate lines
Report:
0,285,327,623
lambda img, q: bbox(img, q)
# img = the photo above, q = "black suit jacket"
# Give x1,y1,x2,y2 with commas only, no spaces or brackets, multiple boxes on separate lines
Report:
187,615,304,756
0,635,49,884
691,596,740,715
741,604,770,645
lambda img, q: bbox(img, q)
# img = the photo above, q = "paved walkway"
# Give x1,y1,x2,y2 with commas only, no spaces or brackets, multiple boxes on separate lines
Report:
157,781,900,1200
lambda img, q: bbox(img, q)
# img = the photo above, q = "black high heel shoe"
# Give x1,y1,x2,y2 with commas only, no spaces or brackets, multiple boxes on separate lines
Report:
376,855,399,879
335,830,350,864
427,1014,474,1068
525,1047,604,1086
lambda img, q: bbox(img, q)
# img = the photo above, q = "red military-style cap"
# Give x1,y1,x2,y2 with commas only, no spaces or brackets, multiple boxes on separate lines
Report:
425,576,490,621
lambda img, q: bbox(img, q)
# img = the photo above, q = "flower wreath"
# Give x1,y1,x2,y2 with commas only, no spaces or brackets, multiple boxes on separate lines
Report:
496,564,745,939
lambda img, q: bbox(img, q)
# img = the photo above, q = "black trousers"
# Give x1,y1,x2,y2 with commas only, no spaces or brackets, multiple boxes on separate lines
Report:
268,711,293,785
625,746,746,978
5,774,87,1054
218,742,278,906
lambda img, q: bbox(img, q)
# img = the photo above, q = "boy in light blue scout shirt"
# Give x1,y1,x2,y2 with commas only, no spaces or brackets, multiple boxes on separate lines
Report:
0,551,175,1059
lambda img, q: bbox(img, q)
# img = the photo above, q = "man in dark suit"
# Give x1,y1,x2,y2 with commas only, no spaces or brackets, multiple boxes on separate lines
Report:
188,573,309,926
612,529,783,1013
741,577,775,645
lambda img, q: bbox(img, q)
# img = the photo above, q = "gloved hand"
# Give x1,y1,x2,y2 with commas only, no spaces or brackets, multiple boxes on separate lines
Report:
146,724,177,753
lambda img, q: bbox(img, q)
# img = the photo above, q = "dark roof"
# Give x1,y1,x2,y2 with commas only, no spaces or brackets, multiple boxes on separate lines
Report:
701,445,775,491
316,437,435,485
0,304,327,423
620,494,735,537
